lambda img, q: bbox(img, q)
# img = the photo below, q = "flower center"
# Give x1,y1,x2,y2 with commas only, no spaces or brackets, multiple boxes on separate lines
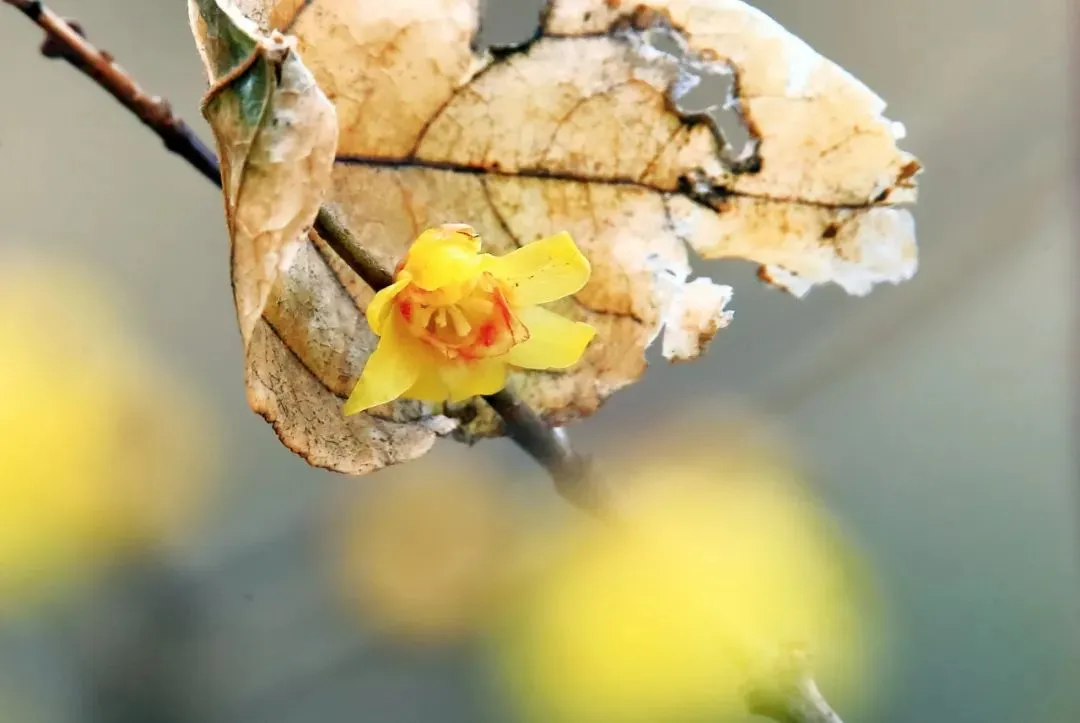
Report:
396,273,524,360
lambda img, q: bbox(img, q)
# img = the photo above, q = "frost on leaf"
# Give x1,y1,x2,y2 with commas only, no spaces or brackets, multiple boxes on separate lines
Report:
660,276,734,363
190,0,921,470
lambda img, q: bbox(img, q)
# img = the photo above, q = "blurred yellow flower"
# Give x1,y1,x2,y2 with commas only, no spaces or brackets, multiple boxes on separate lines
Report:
335,466,521,643
0,255,215,614
344,225,596,414
497,440,875,723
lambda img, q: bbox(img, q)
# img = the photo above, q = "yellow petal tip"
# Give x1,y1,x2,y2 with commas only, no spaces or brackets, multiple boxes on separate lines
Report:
487,232,592,306
342,388,379,416
506,308,596,370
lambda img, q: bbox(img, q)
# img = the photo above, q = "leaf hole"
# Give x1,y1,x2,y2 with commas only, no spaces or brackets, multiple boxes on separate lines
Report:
633,25,762,175
474,0,548,57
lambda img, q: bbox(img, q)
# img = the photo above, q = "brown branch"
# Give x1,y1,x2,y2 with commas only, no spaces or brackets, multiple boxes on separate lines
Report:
482,389,607,515
1,0,591,509
2,5,844,722
4,0,222,186
312,205,394,290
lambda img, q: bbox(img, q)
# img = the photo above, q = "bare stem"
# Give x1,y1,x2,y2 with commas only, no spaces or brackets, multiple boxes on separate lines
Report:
2,0,588,508
3,4,846,721
312,205,394,291
3,0,221,186
482,389,606,515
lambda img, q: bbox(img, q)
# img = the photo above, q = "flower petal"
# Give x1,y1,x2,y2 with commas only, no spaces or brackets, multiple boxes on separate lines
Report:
440,359,509,402
483,232,591,306
403,226,483,291
404,361,450,403
343,320,421,415
507,306,596,370
365,275,411,334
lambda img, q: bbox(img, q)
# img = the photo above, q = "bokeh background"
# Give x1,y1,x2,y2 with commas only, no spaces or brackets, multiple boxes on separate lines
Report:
0,1,1075,722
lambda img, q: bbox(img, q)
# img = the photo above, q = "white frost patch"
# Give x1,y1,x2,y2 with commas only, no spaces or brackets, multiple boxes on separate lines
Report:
661,277,734,362
760,266,814,298
783,35,817,96
420,415,459,436
761,208,918,297
645,252,733,361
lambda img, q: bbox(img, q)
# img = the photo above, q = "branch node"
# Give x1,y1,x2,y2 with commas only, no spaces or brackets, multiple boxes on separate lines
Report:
40,17,83,60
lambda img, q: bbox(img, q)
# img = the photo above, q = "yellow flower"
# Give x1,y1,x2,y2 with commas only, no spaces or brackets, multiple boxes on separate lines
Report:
0,255,216,615
336,466,519,643
344,224,596,414
496,443,875,723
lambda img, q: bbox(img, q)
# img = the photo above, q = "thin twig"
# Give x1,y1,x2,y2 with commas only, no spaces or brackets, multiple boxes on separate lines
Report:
312,205,394,290
3,4,844,721
4,0,221,186
2,0,588,505
483,389,605,515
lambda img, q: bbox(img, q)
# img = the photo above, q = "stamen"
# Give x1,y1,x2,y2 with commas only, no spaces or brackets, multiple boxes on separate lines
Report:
459,295,495,317
446,305,472,337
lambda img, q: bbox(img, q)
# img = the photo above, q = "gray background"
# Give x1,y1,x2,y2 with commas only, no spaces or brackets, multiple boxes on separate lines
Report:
0,1,1075,722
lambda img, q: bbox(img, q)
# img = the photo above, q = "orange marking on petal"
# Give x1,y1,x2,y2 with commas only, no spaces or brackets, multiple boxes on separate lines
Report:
493,289,513,327
398,299,413,322
478,322,497,347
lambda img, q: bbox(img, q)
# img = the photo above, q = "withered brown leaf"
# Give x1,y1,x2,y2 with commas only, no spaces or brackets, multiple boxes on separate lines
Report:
190,0,442,474
191,0,921,473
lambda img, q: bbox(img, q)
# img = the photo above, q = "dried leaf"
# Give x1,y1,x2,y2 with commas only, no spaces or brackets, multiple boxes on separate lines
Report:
192,0,921,471
191,0,444,472
244,315,444,475
190,0,338,345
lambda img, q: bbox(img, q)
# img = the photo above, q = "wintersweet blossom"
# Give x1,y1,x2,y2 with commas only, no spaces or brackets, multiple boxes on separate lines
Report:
0,257,214,615
497,443,873,723
343,224,596,414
